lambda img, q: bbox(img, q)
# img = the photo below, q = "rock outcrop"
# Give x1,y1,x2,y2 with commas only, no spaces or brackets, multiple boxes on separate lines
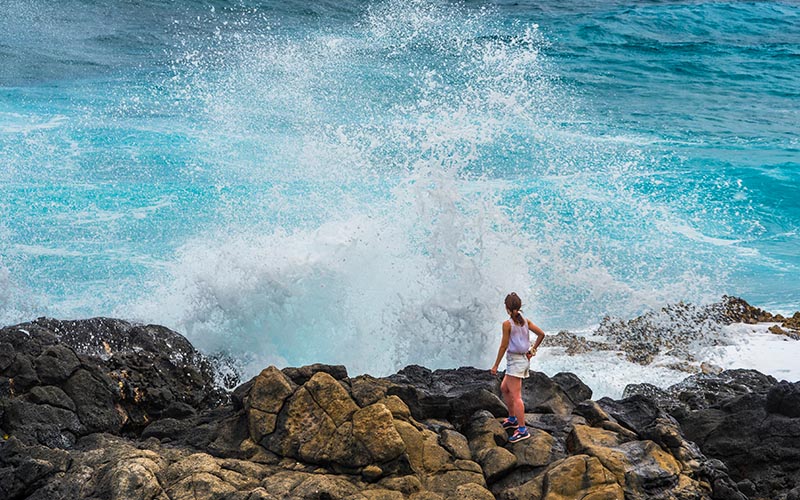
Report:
585,296,800,365
1,315,795,499
626,370,800,500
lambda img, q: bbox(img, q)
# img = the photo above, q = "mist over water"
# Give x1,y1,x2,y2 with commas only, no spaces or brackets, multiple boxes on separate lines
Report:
1,0,798,381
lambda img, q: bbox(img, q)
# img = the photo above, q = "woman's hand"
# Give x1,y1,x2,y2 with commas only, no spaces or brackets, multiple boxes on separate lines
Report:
490,365,498,375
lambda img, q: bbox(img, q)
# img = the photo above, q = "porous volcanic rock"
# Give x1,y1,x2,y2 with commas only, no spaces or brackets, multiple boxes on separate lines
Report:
1,313,786,499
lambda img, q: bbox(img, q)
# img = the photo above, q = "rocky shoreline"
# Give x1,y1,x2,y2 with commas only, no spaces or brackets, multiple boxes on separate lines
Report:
1,310,799,499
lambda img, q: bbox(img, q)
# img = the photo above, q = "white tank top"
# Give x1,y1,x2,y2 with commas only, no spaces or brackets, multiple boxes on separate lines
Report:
507,316,531,355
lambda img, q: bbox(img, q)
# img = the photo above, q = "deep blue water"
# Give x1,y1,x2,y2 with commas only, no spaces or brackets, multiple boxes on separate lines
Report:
1,0,798,376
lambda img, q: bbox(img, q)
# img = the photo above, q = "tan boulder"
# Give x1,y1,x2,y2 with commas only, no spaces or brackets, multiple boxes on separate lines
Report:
357,489,405,500
439,429,471,460
543,455,623,500
267,385,333,457
248,366,294,414
262,373,404,468
394,418,472,476
291,473,361,499
353,403,406,463
97,458,164,500
510,428,557,467
166,472,237,500
163,453,220,484
246,366,295,443
425,470,487,497
394,419,425,469
248,409,278,441
475,446,517,483
586,440,681,496
378,474,423,494
454,482,495,500
567,424,623,453
305,372,360,426
378,395,412,420
421,435,455,473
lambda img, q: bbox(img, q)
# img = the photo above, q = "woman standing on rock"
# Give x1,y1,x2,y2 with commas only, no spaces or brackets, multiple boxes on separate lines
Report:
490,292,546,443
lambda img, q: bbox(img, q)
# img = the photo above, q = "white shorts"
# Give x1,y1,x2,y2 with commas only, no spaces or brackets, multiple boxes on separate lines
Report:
505,352,530,379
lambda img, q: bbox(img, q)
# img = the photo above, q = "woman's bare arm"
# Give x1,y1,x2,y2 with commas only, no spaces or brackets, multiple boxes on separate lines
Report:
528,319,545,351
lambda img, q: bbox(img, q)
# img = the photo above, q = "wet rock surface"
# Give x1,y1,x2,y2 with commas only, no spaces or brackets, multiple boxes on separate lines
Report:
0,314,797,499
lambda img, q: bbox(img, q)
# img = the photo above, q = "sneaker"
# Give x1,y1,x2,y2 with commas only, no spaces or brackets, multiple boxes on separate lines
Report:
508,427,530,443
501,418,519,430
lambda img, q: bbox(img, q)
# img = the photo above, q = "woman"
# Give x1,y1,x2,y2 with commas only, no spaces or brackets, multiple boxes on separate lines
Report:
490,292,546,443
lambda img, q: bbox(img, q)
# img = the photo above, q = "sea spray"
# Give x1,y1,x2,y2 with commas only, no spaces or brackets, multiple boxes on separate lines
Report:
122,0,733,380
3,0,795,383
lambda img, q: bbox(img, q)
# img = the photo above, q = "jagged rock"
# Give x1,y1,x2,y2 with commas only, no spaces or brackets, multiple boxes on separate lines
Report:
282,363,348,386
4,312,795,500
350,375,391,407
28,386,76,412
455,482,495,500
63,368,123,434
7,355,40,392
766,380,800,418
509,428,559,468
3,398,83,448
465,411,506,456
573,400,611,426
245,367,295,443
0,317,225,440
544,330,614,355
386,366,505,424
502,454,623,500
523,412,586,439
592,297,800,366
0,343,14,371
587,440,682,496
439,429,471,460
259,372,405,469
677,389,800,499
34,345,80,385
521,371,575,415
550,372,592,405
475,446,516,483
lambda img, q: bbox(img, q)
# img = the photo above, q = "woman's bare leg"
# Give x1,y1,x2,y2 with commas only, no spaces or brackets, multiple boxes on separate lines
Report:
500,375,514,417
505,375,525,425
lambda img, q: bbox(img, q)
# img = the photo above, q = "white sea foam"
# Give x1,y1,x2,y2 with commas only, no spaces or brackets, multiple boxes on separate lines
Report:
535,323,800,399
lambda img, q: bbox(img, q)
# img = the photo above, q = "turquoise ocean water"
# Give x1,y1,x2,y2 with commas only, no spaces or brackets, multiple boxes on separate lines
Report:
1,0,798,378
